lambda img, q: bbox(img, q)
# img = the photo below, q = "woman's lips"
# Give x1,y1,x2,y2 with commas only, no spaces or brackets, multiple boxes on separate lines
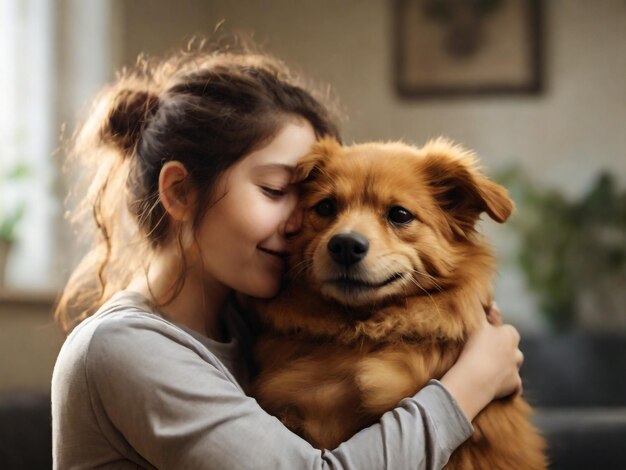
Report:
258,246,289,259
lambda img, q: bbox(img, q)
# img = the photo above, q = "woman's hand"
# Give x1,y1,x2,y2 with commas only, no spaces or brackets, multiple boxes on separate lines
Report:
440,302,523,422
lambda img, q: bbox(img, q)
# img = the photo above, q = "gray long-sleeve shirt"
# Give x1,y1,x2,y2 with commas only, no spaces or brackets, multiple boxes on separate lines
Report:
51,290,473,469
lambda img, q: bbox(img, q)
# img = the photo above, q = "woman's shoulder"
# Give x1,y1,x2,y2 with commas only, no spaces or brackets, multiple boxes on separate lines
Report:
52,291,201,385
52,290,247,395
59,291,182,350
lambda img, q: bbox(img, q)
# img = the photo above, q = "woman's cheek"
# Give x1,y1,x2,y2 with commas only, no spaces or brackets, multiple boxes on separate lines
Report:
248,200,284,235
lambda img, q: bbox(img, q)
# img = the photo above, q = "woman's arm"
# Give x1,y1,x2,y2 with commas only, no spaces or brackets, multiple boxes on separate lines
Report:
79,313,476,470
441,309,523,422
59,300,522,470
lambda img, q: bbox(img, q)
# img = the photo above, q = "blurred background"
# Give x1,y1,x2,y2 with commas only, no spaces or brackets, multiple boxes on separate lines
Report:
0,0,625,468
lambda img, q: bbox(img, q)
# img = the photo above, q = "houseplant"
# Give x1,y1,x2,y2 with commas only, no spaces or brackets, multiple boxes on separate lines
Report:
0,163,29,286
498,167,626,331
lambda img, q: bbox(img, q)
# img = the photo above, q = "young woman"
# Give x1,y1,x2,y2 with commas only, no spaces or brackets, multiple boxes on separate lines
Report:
52,45,523,469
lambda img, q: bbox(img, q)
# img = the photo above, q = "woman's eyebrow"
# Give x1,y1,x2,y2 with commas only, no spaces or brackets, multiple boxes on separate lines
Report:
254,163,295,175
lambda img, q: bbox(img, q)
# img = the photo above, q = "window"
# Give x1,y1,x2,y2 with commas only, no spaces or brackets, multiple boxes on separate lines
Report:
0,0,116,291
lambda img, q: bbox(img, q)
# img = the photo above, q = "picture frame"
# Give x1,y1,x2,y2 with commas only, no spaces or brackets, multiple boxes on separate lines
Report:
394,0,544,98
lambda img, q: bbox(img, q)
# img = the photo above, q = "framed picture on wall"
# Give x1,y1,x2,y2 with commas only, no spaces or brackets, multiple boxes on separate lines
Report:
394,0,543,98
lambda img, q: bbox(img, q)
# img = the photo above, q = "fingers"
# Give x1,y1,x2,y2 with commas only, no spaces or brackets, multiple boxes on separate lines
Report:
486,300,503,325
503,325,524,397
462,309,525,401
515,346,524,395
515,348,524,368
503,324,521,346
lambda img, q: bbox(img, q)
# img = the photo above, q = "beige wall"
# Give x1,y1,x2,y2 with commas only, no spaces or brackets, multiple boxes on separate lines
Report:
0,294,62,392
117,0,626,196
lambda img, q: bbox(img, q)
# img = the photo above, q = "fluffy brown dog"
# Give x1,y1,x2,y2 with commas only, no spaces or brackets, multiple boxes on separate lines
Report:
252,138,547,469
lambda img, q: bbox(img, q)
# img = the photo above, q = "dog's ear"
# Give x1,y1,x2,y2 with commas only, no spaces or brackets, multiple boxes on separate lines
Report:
292,137,341,183
420,138,514,237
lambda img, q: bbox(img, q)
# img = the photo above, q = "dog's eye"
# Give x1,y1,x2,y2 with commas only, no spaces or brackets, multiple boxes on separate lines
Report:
314,198,336,217
388,206,415,225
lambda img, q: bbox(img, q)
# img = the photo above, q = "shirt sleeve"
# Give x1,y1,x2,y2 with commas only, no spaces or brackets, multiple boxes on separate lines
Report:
85,314,473,470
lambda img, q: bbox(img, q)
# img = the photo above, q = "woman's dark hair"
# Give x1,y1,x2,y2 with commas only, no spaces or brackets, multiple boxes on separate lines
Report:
55,42,341,334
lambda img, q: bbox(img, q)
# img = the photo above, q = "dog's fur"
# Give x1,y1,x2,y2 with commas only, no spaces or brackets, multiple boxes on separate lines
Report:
252,138,547,469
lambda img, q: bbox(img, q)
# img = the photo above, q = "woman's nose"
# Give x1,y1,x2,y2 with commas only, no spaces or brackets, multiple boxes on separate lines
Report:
284,207,303,238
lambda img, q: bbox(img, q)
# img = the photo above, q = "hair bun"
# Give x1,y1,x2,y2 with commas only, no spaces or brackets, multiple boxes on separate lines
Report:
103,87,159,156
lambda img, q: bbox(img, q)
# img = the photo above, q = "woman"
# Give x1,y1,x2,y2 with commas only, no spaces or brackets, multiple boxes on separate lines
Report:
52,45,523,469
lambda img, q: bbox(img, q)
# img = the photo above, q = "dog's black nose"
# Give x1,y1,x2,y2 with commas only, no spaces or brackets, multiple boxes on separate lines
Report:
328,232,369,266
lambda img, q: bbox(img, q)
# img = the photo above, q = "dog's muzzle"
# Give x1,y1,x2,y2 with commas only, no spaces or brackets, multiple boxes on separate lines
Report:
327,232,369,267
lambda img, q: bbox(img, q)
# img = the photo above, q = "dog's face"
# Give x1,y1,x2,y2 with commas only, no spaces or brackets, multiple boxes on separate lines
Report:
288,138,513,308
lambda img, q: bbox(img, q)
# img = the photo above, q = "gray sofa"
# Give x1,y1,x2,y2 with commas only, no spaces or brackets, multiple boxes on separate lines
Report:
0,391,51,469
521,332,626,469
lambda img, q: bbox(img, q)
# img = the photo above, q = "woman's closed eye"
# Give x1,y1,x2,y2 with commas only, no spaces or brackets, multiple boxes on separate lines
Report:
260,186,287,198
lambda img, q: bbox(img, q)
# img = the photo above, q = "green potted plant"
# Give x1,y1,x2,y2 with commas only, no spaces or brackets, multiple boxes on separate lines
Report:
498,167,626,331
0,163,29,287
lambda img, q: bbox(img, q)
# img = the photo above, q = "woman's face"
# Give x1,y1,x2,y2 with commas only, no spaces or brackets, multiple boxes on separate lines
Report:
194,120,317,298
